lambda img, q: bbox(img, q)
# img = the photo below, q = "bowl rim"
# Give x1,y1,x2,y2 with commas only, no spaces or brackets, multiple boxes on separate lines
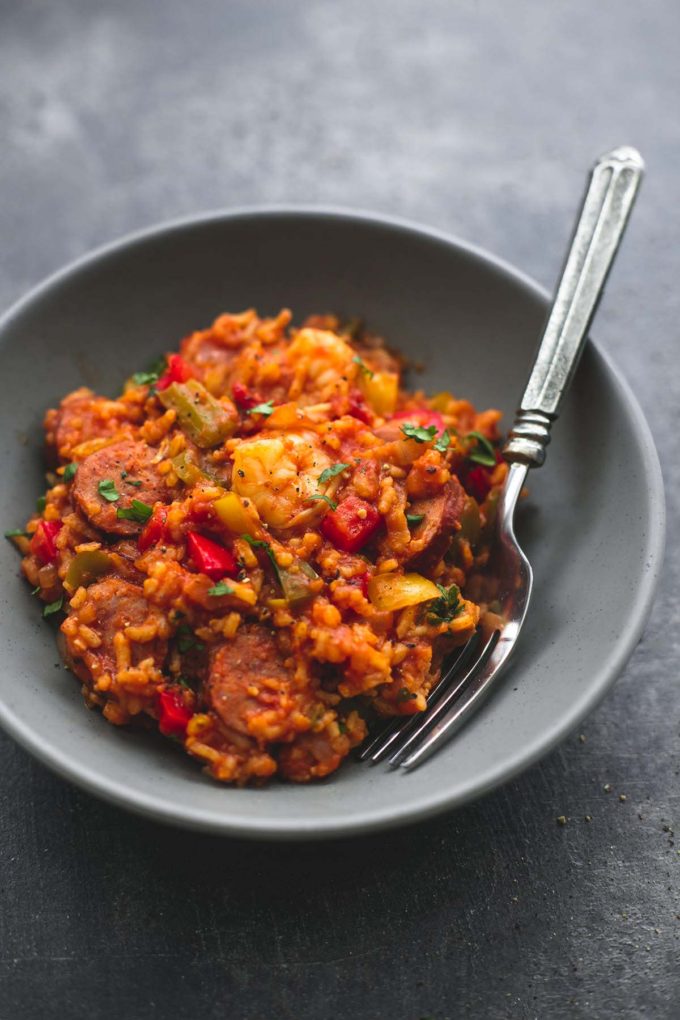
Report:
0,205,666,840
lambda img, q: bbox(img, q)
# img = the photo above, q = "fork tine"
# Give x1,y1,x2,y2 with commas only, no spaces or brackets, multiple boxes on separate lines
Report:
387,630,500,767
357,631,482,763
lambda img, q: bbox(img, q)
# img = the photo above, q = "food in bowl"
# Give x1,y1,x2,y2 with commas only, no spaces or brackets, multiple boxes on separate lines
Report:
7,308,506,784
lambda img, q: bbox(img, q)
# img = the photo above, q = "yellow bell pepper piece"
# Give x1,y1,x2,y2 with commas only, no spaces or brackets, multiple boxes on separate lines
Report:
213,491,257,535
358,370,399,416
367,572,440,612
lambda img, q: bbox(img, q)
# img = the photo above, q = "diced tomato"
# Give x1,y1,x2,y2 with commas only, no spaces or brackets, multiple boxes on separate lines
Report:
156,354,194,391
232,381,261,411
465,466,493,503
186,531,238,580
158,688,193,737
347,388,373,425
392,408,445,432
29,520,62,564
321,496,381,553
138,506,168,551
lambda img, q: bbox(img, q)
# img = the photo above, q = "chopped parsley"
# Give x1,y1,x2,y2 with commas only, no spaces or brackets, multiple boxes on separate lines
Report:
400,423,438,443
352,355,374,379
98,479,120,502
4,528,28,538
427,583,463,623
248,400,274,417
62,463,78,482
242,534,280,576
176,623,204,654
116,499,153,524
175,674,196,689
434,429,451,454
36,495,47,513
405,513,425,527
307,493,338,510
126,479,143,487
207,581,235,597
132,370,160,387
43,597,64,618
466,431,496,467
318,462,350,485
131,356,166,388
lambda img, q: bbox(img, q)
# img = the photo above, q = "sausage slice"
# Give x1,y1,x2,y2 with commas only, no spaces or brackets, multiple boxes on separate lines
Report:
206,625,291,737
44,388,139,463
72,440,169,536
62,577,168,681
404,477,465,572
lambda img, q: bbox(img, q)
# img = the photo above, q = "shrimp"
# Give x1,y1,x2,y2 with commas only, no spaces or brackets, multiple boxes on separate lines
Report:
286,328,354,402
231,430,335,529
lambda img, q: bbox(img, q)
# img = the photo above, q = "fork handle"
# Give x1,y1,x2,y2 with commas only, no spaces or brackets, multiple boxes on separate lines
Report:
503,146,644,467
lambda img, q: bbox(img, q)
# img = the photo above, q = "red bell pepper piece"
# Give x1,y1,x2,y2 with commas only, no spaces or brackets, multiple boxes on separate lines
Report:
465,466,493,503
392,408,445,432
158,688,193,737
348,571,370,597
29,519,62,564
156,354,194,391
232,381,261,411
138,506,168,551
347,388,372,425
321,496,381,553
186,531,238,580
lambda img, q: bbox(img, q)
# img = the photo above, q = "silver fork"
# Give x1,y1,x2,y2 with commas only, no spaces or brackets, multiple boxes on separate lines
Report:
360,145,645,770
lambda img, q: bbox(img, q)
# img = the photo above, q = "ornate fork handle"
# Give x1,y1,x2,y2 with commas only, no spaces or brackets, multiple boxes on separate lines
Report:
504,147,644,467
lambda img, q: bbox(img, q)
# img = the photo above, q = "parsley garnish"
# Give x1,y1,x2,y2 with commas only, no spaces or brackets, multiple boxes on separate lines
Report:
63,463,78,482
352,355,374,379
207,581,235,597
318,463,350,485
176,623,204,654
126,479,143,487
242,534,280,576
98,479,120,502
427,583,463,623
36,495,47,513
466,431,496,467
434,429,451,454
116,499,153,523
400,423,438,443
31,586,41,595
43,597,64,618
131,356,166,388
175,674,195,689
4,528,28,538
132,370,160,386
248,400,274,417
307,494,338,510
405,513,425,527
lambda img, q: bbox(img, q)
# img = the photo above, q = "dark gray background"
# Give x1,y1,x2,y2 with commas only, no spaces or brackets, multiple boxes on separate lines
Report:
0,2,678,1017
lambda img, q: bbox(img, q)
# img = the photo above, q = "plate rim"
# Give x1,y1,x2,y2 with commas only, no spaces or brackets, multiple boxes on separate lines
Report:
0,205,666,840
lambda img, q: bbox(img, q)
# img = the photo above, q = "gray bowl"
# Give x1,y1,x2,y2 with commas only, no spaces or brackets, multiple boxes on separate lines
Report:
0,208,665,839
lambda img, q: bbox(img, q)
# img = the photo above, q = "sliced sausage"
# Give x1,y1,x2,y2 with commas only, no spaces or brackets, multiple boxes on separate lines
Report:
62,577,168,680
72,440,169,536
404,477,465,572
44,388,139,463
205,625,291,737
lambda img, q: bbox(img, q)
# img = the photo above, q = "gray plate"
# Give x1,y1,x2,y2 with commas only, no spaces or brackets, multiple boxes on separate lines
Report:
0,208,665,840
